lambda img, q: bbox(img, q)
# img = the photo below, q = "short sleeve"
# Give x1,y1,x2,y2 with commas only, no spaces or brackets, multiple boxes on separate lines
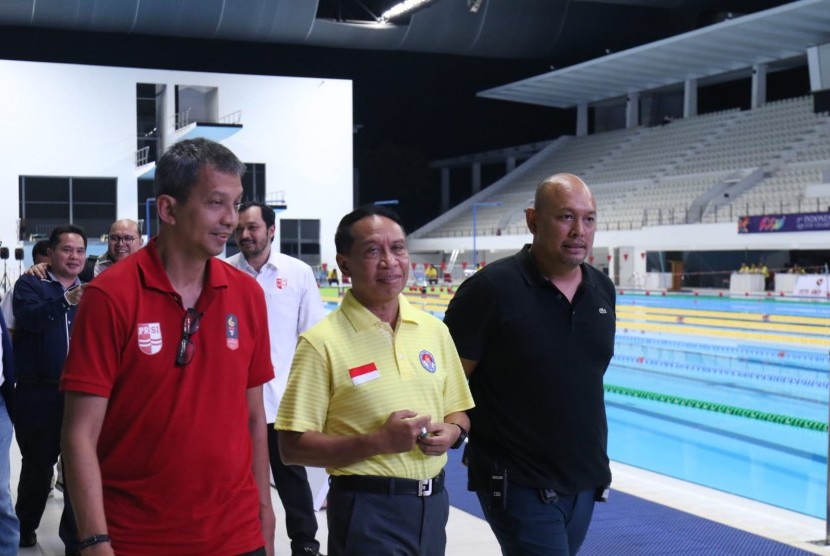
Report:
275,336,331,433
61,286,125,397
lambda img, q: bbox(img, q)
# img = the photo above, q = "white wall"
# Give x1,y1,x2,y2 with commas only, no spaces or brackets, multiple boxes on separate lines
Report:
0,59,353,268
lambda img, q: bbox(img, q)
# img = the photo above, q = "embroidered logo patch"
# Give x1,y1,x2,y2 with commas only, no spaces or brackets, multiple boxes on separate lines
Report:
276,277,288,290
599,308,608,314
349,362,380,386
226,314,239,350
137,322,162,355
419,350,437,373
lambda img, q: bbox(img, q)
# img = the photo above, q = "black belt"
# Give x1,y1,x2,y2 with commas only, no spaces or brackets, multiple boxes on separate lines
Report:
329,470,445,497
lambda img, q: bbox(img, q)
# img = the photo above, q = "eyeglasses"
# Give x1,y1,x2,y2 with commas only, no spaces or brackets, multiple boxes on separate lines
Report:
108,235,136,245
176,308,203,366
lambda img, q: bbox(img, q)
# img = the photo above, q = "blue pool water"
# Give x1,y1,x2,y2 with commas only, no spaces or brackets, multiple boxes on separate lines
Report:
610,294,829,518
327,294,830,518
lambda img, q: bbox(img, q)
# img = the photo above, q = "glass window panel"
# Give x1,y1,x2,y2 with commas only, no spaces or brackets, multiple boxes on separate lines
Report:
281,220,299,240
23,177,69,202
73,178,116,203
300,219,320,239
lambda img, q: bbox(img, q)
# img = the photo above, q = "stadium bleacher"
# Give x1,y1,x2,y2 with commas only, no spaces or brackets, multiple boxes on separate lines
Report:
414,95,830,239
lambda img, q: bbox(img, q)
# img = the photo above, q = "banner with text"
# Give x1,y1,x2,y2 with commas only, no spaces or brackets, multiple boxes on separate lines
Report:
738,212,830,234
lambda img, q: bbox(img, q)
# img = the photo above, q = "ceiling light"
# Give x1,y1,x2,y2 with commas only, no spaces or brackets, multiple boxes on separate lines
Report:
378,0,439,24
467,0,484,13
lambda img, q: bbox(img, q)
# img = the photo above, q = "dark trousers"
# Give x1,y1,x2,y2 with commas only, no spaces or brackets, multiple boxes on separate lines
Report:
477,484,595,556
14,384,78,551
327,485,449,556
267,424,319,555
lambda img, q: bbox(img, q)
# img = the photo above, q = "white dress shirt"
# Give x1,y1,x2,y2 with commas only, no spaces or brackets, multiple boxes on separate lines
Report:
225,248,326,423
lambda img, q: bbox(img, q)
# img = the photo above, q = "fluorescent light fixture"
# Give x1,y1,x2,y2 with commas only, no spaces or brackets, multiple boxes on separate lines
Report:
378,0,439,23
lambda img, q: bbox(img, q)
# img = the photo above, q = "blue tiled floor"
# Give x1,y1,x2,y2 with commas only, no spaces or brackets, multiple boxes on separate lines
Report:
445,449,814,555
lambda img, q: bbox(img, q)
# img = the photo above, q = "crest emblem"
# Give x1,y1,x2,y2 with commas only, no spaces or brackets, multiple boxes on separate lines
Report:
419,350,437,373
276,277,287,290
226,314,239,350
137,323,162,355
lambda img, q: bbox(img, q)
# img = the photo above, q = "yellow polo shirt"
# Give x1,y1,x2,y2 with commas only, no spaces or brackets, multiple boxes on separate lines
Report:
276,291,474,479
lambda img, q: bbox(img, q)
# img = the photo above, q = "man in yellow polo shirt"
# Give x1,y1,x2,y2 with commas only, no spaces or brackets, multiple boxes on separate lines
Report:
276,205,473,556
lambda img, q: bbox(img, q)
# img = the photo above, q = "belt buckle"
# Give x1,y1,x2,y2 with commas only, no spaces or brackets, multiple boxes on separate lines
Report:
417,478,433,497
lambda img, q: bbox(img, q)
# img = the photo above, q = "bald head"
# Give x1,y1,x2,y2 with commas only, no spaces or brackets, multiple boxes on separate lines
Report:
107,219,144,262
526,173,597,277
533,173,593,213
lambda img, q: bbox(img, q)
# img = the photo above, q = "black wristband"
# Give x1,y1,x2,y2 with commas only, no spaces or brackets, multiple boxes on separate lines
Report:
79,534,111,550
450,422,468,449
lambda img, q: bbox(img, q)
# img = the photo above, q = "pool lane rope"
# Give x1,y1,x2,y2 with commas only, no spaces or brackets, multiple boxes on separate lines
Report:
605,384,828,432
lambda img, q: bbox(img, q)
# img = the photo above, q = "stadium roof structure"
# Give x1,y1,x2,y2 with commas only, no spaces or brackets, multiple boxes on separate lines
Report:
479,0,830,109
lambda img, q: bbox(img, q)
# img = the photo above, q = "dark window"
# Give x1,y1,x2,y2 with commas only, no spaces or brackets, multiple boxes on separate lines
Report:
137,178,157,237
19,176,116,241
137,83,162,164
242,163,266,203
280,219,320,266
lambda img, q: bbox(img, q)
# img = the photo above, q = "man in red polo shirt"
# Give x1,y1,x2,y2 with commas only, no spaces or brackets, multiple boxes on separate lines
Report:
60,138,276,556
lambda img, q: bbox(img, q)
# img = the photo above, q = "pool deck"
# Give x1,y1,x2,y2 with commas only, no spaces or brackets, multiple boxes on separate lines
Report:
14,446,830,555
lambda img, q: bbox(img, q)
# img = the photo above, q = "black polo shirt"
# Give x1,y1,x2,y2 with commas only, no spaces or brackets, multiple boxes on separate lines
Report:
444,245,616,495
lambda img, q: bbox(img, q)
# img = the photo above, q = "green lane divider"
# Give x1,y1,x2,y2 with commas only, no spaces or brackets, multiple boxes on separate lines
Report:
605,384,828,432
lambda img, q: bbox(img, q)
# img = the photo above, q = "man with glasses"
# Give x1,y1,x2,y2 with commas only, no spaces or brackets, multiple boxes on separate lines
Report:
60,138,276,556
27,219,143,283
12,224,86,553
87,219,144,279
226,201,326,556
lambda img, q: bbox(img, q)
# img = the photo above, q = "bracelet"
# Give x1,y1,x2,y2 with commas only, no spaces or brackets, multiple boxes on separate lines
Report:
79,534,111,550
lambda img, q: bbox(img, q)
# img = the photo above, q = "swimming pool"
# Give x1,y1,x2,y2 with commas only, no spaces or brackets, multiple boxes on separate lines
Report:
611,293,829,519
323,289,830,518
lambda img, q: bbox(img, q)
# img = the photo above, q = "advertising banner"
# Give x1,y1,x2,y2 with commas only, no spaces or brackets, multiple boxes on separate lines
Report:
738,212,830,234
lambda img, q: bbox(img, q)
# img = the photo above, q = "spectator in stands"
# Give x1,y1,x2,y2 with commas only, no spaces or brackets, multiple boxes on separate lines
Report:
12,224,86,553
276,204,474,556
226,201,326,556
60,138,275,555
444,173,616,556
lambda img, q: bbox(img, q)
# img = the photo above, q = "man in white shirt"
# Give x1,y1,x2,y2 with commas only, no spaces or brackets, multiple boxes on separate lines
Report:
226,201,326,556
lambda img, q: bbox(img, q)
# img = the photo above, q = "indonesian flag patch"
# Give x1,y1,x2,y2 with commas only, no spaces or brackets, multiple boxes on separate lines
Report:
349,362,380,386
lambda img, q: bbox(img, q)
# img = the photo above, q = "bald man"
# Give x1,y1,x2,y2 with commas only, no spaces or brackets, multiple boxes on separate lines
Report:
90,219,144,278
444,174,616,556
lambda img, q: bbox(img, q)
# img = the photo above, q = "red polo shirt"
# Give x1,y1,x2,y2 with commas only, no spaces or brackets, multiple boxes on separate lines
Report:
62,239,273,555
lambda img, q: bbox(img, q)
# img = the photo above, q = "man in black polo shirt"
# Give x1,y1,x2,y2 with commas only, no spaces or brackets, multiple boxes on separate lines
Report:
444,173,616,556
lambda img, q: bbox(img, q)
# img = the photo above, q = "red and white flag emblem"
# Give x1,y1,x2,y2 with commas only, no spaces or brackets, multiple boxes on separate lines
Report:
137,323,162,355
276,277,287,290
348,362,380,386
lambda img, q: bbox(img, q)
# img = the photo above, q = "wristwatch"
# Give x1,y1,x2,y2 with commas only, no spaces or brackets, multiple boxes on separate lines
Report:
450,423,468,449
